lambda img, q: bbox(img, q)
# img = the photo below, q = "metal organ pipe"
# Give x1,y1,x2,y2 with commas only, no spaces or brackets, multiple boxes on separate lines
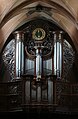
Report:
53,31,63,78
13,31,25,77
35,47,42,81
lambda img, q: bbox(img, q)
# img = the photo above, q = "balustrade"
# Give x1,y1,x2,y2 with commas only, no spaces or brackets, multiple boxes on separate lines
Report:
0,76,78,112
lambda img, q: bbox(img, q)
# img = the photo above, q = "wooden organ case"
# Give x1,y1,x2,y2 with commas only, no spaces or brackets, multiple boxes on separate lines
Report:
1,19,77,113
20,23,62,111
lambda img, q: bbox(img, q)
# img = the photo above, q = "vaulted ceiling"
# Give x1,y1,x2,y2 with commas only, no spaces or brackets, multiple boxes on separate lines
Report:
0,0,78,52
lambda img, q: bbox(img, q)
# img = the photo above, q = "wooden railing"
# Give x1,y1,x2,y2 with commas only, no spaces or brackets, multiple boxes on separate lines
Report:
0,76,78,112
0,78,22,112
56,80,78,109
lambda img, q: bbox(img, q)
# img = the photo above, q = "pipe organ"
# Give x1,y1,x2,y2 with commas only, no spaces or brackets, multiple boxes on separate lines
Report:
0,19,76,112
12,27,64,108
14,19,65,81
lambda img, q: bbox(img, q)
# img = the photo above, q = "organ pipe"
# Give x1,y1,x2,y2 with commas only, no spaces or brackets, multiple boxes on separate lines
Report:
13,31,25,77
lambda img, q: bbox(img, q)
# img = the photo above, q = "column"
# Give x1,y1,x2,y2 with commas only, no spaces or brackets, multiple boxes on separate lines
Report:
13,31,25,78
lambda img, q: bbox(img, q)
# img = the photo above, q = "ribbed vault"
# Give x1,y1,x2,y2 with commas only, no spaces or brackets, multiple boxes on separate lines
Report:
0,0,78,52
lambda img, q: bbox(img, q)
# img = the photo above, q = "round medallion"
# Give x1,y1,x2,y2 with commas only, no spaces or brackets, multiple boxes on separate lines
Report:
32,28,46,41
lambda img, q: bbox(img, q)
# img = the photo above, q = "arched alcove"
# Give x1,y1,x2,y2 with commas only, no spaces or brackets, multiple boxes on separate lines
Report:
1,18,76,81
0,18,78,113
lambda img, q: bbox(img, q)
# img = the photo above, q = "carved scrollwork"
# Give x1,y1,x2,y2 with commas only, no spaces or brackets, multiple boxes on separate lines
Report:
25,47,35,60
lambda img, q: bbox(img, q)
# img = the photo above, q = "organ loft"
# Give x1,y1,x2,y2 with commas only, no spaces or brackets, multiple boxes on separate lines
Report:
0,1,78,117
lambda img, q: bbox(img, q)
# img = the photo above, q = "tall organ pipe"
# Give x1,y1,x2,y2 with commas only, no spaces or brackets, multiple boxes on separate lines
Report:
13,31,25,77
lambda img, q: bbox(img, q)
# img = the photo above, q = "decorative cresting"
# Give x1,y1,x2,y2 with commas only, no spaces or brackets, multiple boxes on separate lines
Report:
13,31,25,77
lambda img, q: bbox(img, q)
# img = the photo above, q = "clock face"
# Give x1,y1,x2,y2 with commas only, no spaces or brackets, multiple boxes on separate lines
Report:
32,28,46,41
